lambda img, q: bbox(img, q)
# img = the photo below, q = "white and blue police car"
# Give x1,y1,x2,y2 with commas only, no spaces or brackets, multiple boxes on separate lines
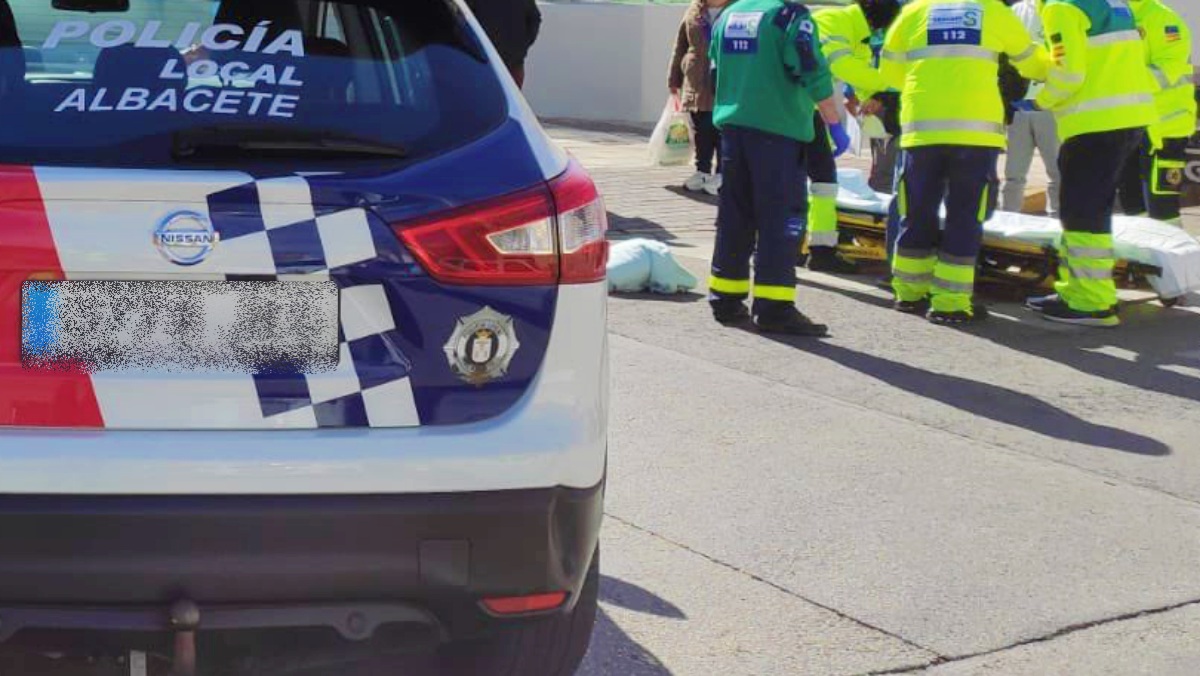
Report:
0,0,607,674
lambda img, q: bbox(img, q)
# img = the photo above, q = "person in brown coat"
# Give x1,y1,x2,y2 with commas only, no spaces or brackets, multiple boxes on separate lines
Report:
668,0,733,196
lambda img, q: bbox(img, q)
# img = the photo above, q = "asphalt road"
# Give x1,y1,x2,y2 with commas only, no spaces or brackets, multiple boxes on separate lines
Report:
563,125,1200,675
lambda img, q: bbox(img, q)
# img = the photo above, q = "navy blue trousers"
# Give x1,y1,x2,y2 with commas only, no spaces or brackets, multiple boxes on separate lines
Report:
895,145,998,264
710,125,808,316
886,148,998,261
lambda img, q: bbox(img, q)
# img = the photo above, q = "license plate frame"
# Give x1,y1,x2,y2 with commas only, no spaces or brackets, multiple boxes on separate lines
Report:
21,280,340,374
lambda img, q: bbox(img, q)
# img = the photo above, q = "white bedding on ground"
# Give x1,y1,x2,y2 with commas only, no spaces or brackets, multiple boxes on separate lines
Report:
835,168,1200,299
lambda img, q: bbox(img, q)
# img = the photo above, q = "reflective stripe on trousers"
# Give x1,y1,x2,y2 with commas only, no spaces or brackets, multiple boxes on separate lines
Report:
807,182,839,248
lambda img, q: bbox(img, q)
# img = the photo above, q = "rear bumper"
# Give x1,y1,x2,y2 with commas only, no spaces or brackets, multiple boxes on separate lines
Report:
0,282,608,495
0,481,603,642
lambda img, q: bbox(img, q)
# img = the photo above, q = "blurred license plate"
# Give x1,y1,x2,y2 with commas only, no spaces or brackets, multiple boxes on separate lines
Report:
21,280,339,373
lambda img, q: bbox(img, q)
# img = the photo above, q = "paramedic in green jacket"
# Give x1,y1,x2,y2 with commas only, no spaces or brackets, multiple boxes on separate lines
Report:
707,0,844,336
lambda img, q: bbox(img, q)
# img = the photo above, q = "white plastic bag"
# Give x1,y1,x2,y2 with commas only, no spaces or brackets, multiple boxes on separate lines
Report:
607,239,698,294
845,114,864,157
648,96,693,167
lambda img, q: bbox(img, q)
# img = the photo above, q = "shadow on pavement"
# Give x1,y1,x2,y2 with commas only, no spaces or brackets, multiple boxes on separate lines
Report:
580,575,681,676
806,277,1200,408
662,186,718,207
743,326,1171,457
607,214,688,246
578,608,674,676
599,575,688,620
610,292,704,304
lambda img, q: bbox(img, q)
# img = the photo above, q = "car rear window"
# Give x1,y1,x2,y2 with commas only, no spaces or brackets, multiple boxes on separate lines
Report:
0,0,507,167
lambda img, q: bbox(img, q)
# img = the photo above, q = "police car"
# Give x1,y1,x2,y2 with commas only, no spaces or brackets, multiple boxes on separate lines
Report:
0,1,607,674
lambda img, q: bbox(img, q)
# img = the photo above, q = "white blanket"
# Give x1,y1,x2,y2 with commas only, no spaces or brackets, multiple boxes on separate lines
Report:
835,168,1200,299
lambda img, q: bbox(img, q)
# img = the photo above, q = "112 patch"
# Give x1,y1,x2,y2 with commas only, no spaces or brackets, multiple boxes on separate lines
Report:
723,11,763,55
927,4,982,46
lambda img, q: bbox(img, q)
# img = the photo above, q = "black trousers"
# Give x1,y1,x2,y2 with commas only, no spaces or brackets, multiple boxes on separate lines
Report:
1117,135,1188,221
1062,129,1144,234
691,111,722,174
805,113,836,184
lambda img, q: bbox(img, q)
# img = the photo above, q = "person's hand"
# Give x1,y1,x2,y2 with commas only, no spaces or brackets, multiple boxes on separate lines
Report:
861,98,883,116
845,94,861,118
669,87,680,97
828,122,851,158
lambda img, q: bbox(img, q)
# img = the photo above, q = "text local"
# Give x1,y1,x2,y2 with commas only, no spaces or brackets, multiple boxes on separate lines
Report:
42,20,306,57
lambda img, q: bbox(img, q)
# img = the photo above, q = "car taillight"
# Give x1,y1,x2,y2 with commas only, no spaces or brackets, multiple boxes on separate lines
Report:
394,160,608,286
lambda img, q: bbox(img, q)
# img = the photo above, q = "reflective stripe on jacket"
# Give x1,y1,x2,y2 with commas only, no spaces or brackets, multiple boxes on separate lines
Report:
1036,0,1157,142
1130,0,1196,140
814,3,889,99
881,0,1050,149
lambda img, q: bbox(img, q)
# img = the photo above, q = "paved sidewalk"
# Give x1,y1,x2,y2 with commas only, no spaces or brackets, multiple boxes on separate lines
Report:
553,121,1200,675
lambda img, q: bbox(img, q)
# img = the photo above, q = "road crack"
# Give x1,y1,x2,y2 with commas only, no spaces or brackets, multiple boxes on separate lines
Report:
602,512,943,661
860,596,1200,674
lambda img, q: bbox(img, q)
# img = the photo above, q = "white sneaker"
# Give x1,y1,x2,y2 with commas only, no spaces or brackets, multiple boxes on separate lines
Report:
703,173,723,196
684,172,708,192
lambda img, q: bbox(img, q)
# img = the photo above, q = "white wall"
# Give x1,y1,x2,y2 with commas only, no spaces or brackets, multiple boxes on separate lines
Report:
1182,3,1200,63
524,2,687,127
522,1,1200,126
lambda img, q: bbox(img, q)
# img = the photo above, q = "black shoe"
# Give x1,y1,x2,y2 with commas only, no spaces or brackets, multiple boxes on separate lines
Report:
712,301,751,326
1025,293,1058,312
753,308,829,337
928,304,990,326
1027,293,1118,315
1040,299,1120,328
894,298,930,315
807,247,859,274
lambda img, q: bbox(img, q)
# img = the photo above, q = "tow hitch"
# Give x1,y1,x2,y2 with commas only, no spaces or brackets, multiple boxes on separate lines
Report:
167,600,200,676
0,600,444,675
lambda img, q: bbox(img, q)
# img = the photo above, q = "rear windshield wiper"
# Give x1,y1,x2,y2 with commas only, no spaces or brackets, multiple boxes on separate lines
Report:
172,126,408,159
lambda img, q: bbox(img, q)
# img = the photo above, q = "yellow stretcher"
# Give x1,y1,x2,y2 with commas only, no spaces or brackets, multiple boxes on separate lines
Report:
829,205,1188,306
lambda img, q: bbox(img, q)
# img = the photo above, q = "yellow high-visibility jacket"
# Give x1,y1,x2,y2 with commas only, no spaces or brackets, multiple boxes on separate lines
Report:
814,4,889,100
881,0,1049,149
1036,0,1158,142
1131,0,1196,140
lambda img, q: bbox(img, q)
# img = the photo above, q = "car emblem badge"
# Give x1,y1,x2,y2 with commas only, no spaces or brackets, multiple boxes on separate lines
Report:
444,307,520,385
154,211,219,266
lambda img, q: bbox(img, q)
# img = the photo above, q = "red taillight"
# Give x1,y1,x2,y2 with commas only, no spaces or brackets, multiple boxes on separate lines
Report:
394,160,608,286
481,591,568,616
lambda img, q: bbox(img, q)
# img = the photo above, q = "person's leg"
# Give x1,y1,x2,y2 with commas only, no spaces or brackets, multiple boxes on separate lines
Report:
1115,137,1147,216
691,111,717,175
885,146,907,264
805,113,850,271
892,147,946,308
1145,136,1188,224
1050,129,1142,325
931,147,995,320
709,127,755,323
1002,112,1036,213
747,129,825,334
1032,110,1062,217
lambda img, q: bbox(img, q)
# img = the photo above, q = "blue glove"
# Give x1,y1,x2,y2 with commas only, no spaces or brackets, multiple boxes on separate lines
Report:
828,122,851,158
1012,100,1036,112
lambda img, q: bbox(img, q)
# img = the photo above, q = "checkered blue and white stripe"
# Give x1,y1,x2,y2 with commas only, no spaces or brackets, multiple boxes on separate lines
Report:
33,167,423,429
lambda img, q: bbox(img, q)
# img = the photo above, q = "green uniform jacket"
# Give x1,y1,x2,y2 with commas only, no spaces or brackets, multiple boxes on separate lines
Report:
709,0,835,143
